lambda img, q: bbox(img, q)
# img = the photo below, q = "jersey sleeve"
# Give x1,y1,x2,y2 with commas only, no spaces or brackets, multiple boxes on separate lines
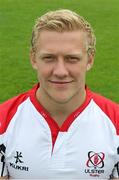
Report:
0,86,35,178
92,92,119,179
0,96,20,177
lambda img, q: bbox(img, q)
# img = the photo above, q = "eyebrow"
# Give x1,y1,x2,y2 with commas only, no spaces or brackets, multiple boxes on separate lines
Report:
38,53,56,58
38,52,83,57
65,53,82,57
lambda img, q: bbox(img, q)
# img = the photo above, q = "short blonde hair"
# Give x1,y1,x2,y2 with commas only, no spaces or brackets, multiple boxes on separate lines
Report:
31,9,96,55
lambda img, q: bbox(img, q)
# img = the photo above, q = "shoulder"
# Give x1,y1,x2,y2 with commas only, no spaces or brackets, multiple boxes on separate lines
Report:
92,91,119,111
0,92,29,134
0,84,38,135
91,91,119,133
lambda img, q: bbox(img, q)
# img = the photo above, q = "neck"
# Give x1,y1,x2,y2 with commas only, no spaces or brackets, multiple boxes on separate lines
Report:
36,87,86,126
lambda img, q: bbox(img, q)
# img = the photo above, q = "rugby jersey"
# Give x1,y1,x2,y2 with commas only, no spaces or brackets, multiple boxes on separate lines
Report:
0,84,119,179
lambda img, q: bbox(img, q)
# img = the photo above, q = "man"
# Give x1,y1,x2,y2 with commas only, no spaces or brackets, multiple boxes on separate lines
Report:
0,9,119,179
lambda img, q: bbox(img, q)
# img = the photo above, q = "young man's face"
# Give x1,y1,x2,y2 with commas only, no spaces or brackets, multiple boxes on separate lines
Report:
31,30,94,104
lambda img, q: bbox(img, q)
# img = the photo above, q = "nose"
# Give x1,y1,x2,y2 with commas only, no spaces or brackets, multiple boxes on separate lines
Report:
53,58,69,78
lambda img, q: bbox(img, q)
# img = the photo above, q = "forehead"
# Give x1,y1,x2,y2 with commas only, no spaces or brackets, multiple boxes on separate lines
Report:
36,30,87,53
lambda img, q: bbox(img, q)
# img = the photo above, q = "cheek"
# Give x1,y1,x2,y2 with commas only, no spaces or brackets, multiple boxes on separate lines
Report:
69,64,87,76
36,64,52,80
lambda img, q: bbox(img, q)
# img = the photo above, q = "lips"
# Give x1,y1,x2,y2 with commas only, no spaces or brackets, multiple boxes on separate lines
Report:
48,80,73,84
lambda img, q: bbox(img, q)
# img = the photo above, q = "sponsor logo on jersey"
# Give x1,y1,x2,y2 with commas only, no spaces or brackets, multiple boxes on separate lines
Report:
9,151,29,171
84,151,105,177
14,151,24,164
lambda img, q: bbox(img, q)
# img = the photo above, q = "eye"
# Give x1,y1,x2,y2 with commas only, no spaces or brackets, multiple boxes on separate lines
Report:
66,56,81,63
42,56,55,63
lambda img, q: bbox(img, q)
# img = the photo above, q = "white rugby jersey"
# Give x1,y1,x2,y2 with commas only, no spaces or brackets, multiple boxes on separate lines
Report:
0,84,119,179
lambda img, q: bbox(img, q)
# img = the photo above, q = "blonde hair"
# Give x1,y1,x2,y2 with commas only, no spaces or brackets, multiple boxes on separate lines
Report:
31,9,96,55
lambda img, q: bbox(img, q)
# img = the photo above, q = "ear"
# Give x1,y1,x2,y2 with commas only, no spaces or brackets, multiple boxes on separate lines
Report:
30,49,38,70
86,53,94,71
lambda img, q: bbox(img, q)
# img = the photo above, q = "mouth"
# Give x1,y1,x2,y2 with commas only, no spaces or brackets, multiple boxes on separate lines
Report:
48,80,73,84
